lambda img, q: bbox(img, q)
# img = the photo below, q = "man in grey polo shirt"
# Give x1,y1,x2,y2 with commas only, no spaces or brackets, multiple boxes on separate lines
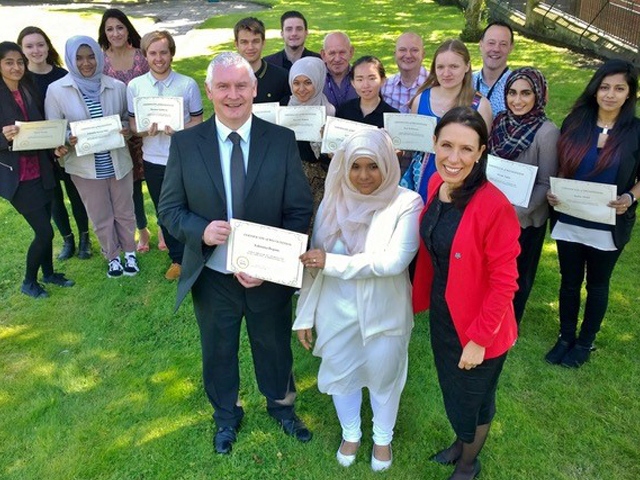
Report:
127,30,203,280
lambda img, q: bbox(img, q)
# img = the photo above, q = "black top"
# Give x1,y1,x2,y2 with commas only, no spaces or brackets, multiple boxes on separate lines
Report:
335,97,399,128
263,48,321,72
30,65,67,99
255,59,291,106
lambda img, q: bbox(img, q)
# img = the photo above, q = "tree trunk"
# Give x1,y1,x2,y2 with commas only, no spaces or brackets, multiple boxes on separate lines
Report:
462,0,484,41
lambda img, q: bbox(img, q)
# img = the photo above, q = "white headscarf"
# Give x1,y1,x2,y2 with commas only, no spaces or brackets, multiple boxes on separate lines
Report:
313,128,400,254
288,57,336,116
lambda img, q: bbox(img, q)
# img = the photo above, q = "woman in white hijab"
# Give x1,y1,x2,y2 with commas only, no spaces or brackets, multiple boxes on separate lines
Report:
294,129,422,471
288,57,335,223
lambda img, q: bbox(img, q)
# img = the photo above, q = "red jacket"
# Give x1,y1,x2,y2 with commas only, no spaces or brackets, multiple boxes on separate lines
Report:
412,174,520,359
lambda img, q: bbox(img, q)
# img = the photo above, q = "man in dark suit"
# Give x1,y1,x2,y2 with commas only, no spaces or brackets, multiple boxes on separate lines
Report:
158,52,313,454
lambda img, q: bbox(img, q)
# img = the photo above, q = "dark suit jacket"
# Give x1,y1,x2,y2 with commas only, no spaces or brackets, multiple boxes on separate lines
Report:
0,81,55,201
158,114,313,311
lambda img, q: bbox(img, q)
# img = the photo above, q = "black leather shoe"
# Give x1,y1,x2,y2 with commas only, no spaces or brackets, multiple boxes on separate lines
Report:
42,272,75,287
430,449,458,466
279,415,312,443
214,426,237,455
545,337,574,365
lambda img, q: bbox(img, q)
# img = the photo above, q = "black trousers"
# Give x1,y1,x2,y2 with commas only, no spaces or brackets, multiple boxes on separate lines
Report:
22,202,54,283
191,268,297,428
51,165,89,236
143,161,183,263
133,179,148,230
556,240,622,346
513,223,547,323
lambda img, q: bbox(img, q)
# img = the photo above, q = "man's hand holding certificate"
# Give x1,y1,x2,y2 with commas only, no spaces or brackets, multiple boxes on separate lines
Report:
550,177,617,225
226,219,308,288
70,115,125,157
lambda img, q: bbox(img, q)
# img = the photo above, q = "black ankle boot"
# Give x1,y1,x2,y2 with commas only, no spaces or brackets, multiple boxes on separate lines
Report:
57,233,75,260
77,231,92,259
561,343,592,368
545,337,575,365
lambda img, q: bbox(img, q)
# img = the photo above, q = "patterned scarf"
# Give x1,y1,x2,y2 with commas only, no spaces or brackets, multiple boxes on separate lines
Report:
488,67,548,160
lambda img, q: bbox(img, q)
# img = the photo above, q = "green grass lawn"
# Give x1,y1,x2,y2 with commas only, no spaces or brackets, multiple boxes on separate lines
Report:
1,1,639,479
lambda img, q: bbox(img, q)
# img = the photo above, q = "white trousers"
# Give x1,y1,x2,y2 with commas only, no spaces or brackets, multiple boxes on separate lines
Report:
332,384,403,446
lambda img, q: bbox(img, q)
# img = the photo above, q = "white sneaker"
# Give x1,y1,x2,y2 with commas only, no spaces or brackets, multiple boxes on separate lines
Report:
107,257,123,278
123,254,139,276
371,444,392,472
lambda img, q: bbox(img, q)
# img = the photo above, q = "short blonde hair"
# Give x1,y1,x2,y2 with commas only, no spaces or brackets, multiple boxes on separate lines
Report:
141,30,175,57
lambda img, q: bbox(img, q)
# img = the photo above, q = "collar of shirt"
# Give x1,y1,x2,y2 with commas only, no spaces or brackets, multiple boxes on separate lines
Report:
255,59,268,79
147,70,176,91
215,115,252,147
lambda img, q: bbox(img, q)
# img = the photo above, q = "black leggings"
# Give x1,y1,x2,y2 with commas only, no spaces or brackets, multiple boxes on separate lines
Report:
22,202,55,282
51,166,89,236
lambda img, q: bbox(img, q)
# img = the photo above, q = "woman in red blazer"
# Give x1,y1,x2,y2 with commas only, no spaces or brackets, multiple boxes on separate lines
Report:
412,107,520,480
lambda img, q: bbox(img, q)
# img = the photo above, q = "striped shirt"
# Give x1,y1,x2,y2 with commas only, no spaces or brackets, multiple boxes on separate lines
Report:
83,94,115,179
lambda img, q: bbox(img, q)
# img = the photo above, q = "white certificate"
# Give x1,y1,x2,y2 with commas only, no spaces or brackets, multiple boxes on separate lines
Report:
13,120,67,151
252,102,279,124
227,219,309,288
487,154,538,208
277,105,326,142
383,113,437,152
70,115,125,157
321,116,377,153
550,177,617,225
133,96,184,132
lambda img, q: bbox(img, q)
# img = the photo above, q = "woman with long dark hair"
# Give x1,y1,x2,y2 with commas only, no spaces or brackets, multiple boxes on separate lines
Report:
488,67,559,324
413,107,519,479
18,26,91,260
99,8,152,253
0,41,74,298
545,60,640,368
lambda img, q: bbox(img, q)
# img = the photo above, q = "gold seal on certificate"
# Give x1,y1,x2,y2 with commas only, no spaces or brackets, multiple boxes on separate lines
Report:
321,116,377,154
133,96,184,132
252,102,279,124
13,120,67,151
487,154,538,208
226,219,309,288
550,177,617,225
277,105,326,142
383,113,437,152
70,115,125,157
